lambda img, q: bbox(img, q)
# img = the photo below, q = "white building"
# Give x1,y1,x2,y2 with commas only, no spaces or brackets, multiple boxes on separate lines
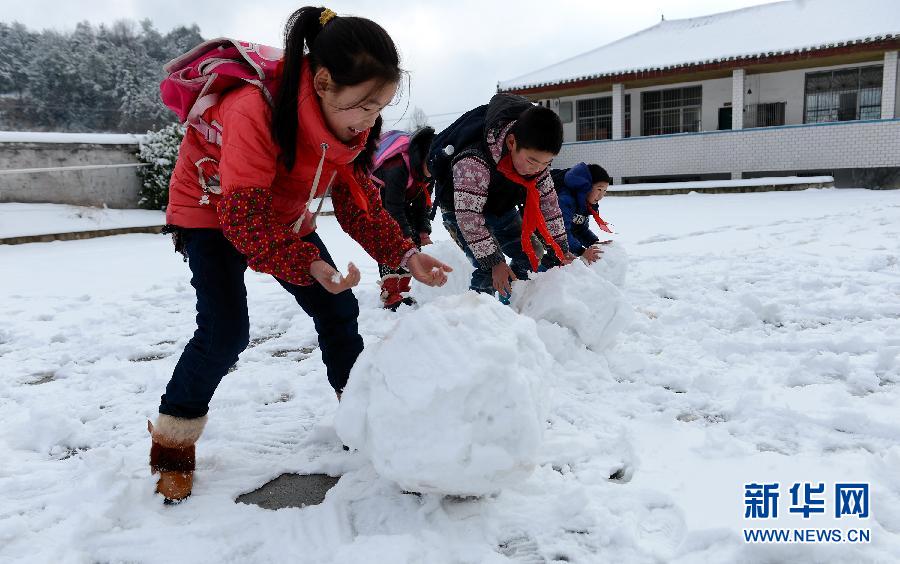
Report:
499,0,900,188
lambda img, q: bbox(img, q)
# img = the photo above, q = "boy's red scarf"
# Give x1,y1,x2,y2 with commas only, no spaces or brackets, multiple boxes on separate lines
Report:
590,206,613,234
496,155,565,270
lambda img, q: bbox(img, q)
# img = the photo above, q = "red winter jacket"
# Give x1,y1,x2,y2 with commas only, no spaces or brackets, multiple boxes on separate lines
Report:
166,60,416,286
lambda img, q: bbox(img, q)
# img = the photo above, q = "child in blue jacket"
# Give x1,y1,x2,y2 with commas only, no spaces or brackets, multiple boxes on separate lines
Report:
551,163,613,265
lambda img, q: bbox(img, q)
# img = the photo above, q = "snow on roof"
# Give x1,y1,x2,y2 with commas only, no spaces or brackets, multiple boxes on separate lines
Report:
0,131,146,144
500,0,900,91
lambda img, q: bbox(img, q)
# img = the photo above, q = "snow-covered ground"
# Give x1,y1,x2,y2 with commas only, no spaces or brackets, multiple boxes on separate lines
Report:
1,188,898,563
613,176,834,192
0,203,164,238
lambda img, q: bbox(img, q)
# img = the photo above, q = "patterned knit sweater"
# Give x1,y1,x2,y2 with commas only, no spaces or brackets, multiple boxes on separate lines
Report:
451,121,568,268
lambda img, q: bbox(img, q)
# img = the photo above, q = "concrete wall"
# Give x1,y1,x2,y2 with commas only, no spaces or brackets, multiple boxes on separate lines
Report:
891,51,900,117
0,141,143,208
554,118,900,188
886,51,899,119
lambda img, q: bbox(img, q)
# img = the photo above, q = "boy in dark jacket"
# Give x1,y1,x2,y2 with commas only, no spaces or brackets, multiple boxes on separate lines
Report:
438,94,573,298
551,162,613,265
372,127,436,309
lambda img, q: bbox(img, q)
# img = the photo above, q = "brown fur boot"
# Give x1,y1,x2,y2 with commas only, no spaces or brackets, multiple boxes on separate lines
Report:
148,414,207,503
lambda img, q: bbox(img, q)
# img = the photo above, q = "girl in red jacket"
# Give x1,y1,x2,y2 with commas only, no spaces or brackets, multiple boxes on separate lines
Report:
150,6,451,503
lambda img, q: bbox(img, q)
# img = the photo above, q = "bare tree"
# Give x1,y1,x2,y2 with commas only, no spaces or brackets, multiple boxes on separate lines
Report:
410,106,429,130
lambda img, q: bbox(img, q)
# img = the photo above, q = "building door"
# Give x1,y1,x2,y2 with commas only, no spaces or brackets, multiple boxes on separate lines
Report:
718,107,733,130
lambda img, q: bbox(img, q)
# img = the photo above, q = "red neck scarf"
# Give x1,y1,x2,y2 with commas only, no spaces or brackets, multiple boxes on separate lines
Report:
496,155,565,270
588,203,613,234
295,60,370,213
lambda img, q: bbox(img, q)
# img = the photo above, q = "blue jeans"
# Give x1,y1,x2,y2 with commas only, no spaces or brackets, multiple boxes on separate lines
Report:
158,229,363,419
442,209,534,294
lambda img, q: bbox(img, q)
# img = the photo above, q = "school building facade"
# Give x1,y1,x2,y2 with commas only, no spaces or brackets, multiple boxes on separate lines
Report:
498,0,900,187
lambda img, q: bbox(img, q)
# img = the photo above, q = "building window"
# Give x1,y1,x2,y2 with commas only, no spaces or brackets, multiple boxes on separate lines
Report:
559,101,573,124
576,97,612,141
804,65,882,123
641,85,702,136
624,94,631,138
744,102,786,128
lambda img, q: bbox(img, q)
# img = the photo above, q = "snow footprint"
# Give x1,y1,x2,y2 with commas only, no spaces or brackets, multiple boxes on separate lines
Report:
497,535,545,563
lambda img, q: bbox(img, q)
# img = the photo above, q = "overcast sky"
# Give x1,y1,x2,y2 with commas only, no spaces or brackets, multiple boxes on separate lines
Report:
5,0,773,129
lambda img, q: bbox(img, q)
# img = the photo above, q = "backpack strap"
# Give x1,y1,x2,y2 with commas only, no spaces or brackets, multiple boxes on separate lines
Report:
187,89,223,145
193,117,223,146
451,146,491,170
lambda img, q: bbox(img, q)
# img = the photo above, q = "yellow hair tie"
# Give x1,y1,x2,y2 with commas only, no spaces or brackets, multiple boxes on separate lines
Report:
319,8,337,27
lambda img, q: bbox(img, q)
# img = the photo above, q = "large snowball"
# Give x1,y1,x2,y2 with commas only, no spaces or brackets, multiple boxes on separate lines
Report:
335,293,553,496
411,240,475,303
511,259,633,352
588,241,628,287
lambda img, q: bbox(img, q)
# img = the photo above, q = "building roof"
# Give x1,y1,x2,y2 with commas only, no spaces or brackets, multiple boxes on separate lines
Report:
499,0,900,92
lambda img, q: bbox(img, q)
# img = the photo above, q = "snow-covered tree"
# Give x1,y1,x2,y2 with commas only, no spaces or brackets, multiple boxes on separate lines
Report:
136,122,184,210
0,19,203,132
0,22,37,96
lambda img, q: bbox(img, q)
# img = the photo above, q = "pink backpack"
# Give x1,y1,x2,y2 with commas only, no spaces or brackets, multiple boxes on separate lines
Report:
160,38,283,205
161,38,283,147
370,130,415,190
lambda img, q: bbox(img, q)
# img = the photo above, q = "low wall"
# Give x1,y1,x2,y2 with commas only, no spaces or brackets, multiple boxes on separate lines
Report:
0,132,145,208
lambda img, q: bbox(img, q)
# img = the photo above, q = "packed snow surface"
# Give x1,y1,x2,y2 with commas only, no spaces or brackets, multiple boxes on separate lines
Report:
1,188,899,562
